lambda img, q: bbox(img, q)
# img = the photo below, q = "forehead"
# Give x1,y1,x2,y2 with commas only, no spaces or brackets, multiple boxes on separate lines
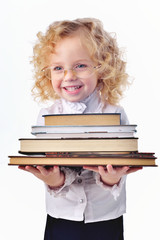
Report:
49,35,93,64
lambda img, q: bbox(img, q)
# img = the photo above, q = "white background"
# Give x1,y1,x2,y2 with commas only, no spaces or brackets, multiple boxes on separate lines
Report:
0,0,160,239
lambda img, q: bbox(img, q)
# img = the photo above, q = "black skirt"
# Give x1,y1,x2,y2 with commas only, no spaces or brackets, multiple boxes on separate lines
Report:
44,214,124,240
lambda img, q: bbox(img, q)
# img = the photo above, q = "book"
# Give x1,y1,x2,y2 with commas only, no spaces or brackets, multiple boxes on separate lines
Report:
19,137,138,153
31,124,137,137
32,132,135,138
43,113,121,126
45,151,132,157
8,152,157,166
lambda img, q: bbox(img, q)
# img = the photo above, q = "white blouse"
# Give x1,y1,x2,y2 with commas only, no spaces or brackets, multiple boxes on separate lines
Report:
37,89,129,223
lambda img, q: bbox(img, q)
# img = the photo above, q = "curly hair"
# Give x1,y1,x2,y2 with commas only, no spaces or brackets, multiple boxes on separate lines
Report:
32,18,130,105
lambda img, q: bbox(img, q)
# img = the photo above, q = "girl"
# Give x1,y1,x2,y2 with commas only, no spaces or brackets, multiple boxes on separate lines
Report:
19,18,141,240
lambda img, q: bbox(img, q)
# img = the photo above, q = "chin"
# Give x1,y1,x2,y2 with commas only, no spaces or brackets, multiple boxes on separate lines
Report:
62,94,86,102
66,98,84,102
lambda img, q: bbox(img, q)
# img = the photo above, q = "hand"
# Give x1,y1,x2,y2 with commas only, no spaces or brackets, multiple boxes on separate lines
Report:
18,165,65,188
83,165,142,186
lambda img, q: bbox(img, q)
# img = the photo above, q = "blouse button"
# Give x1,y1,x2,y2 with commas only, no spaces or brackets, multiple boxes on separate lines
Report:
77,178,82,184
79,199,83,203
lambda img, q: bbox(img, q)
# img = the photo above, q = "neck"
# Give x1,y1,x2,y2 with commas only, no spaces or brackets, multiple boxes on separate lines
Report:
61,87,104,114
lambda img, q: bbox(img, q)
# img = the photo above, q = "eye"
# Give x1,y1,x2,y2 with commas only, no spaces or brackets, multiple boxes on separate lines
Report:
75,64,88,70
52,66,63,72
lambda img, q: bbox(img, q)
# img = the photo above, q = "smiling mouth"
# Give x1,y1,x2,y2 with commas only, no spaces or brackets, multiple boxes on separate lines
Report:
63,85,82,91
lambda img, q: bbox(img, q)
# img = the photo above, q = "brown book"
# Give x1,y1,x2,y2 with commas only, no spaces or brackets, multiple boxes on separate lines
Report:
43,113,121,126
19,137,138,153
8,152,157,166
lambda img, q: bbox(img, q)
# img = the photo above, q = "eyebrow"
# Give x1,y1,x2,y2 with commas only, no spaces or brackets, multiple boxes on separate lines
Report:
50,59,93,66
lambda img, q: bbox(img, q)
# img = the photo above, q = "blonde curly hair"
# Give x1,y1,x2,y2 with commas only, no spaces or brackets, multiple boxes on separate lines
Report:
32,18,130,105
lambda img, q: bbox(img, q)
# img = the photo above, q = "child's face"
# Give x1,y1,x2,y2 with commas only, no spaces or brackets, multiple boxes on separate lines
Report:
49,35,99,102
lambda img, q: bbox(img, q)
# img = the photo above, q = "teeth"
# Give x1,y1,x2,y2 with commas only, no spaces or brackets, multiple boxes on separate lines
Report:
64,86,81,91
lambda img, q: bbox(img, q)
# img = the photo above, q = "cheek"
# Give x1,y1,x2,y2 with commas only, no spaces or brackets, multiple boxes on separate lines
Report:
51,80,61,92
85,77,98,89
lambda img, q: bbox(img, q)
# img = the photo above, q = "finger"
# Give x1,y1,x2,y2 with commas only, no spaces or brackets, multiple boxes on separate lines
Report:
18,166,28,171
98,166,106,175
106,165,116,174
126,167,143,174
36,166,51,175
38,165,61,175
18,166,40,175
119,166,130,175
111,166,129,175
25,166,40,174
52,166,60,173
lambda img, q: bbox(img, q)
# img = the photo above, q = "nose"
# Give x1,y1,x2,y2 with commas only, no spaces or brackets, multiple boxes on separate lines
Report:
63,69,76,81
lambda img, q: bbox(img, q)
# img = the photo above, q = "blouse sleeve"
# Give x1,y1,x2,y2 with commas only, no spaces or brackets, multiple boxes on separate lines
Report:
46,167,78,196
94,173,127,200
115,106,129,125
36,108,48,125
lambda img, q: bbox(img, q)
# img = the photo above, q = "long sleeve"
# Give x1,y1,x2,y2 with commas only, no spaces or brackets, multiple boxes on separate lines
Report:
46,167,78,196
94,173,127,200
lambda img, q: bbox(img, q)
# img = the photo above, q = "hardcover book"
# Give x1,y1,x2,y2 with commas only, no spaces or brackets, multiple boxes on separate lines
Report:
31,125,137,138
19,137,138,153
43,113,121,126
9,152,157,167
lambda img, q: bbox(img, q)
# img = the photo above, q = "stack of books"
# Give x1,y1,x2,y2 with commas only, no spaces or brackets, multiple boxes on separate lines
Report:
8,113,157,167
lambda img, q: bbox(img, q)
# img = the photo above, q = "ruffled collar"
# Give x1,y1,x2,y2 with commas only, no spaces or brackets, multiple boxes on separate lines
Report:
60,88,104,114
